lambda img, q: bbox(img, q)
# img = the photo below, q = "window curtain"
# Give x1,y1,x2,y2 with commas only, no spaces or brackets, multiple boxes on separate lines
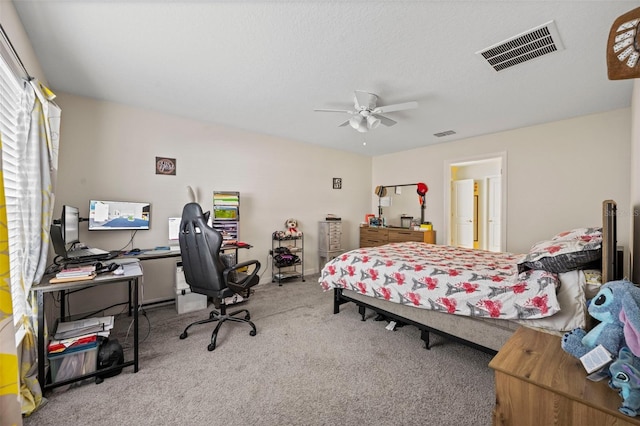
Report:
19,79,60,415
0,71,60,417
0,183,22,426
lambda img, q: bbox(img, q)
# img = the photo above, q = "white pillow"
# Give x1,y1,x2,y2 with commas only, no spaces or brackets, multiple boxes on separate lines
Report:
517,270,586,333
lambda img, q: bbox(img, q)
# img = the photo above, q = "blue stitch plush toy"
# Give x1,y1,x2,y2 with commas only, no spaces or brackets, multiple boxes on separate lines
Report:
610,347,640,417
561,280,640,359
561,279,640,417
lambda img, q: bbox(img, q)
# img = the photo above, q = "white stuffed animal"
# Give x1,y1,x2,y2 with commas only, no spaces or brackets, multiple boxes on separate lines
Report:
285,218,302,237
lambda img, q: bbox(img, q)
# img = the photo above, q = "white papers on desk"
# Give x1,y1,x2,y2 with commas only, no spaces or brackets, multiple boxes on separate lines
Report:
54,316,114,339
120,262,143,276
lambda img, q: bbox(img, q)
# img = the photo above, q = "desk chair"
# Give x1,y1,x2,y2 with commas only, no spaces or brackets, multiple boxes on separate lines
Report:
178,202,261,351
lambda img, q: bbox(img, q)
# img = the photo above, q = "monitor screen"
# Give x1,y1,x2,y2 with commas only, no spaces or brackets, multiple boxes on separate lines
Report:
88,200,151,230
61,205,80,245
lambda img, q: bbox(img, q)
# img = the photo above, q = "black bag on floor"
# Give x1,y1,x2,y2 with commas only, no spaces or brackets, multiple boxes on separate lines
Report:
97,337,124,379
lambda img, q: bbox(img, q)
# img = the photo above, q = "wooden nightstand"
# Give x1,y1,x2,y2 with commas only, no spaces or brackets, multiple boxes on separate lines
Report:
489,326,640,426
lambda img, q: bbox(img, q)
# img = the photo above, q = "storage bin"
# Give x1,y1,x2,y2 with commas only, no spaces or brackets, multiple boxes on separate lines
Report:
176,291,208,314
175,262,208,314
48,345,98,384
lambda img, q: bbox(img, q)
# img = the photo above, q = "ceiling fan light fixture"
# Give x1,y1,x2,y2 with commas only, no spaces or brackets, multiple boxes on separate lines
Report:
367,115,381,130
315,90,418,133
349,115,363,130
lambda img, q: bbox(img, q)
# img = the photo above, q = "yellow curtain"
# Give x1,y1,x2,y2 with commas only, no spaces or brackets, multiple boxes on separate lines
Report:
0,155,22,425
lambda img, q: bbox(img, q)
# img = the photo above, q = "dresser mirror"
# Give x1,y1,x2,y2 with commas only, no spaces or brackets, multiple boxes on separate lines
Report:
377,183,427,227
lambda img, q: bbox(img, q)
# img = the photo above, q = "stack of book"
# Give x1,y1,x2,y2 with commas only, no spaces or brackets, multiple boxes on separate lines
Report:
50,265,96,283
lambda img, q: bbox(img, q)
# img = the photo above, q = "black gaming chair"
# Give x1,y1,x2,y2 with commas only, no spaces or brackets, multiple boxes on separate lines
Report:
178,202,261,351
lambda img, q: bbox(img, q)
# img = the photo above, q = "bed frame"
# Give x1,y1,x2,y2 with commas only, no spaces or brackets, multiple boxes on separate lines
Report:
332,200,618,355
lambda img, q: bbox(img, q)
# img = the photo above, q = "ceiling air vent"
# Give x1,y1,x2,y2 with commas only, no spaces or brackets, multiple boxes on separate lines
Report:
476,20,564,72
434,130,456,137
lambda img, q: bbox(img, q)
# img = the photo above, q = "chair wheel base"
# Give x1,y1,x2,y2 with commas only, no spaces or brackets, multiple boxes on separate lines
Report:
250,330,256,336
179,332,188,339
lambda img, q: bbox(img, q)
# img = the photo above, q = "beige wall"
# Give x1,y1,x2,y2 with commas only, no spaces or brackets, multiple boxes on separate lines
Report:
53,93,372,310
0,1,47,83
373,109,631,259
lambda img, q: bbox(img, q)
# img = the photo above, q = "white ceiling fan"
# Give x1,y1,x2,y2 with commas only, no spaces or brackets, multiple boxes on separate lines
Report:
315,90,418,133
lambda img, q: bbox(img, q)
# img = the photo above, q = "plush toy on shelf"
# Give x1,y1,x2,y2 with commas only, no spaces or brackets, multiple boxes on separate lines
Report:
609,346,640,417
561,279,640,417
561,280,640,360
284,218,302,238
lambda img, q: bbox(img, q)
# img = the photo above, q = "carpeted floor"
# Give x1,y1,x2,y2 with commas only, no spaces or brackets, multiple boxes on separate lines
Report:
24,276,495,426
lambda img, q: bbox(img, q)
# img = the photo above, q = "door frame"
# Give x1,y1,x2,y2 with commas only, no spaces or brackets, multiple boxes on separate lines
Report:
444,152,507,251
485,174,502,251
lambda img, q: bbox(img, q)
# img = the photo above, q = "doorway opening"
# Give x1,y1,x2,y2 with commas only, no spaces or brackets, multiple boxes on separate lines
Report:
444,153,507,252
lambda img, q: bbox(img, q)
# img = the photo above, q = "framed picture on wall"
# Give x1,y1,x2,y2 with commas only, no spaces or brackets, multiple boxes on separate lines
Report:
156,157,176,175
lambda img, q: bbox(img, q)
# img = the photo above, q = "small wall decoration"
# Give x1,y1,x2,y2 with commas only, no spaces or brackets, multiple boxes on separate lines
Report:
333,177,342,189
156,157,176,175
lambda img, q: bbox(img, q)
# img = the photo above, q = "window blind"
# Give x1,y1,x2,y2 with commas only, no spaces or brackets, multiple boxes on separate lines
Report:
0,51,27,345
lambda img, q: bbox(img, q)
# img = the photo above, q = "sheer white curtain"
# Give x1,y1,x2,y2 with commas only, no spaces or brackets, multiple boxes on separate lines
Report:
0,46,60,415
0,44,28,424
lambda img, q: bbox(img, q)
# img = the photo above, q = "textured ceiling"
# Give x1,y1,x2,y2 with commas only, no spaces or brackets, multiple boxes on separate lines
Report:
12,0,639,156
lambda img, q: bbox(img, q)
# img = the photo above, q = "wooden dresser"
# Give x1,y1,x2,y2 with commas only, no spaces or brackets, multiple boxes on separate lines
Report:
359,226,436,248
489,326,640,426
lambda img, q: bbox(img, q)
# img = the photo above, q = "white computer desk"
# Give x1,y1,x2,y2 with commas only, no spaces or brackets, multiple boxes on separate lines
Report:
31,259,143,393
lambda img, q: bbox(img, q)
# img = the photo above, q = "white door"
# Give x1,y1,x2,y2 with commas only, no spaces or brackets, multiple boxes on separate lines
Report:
452,179,474,248
487,176,502,252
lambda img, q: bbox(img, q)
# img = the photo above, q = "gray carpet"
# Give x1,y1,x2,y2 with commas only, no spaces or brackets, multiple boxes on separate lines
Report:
24,276,495,426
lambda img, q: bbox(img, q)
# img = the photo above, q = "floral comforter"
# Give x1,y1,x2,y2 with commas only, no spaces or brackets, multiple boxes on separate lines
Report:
319,242,561,320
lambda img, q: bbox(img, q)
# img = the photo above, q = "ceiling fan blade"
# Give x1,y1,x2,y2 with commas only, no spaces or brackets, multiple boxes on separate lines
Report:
338,119,351,127
374,101,418,114
314,108,354,114
354,90,377,110
375,114,397,127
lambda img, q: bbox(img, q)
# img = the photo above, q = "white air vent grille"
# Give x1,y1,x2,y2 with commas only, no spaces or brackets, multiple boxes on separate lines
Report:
477,21,564,72
434,130,456,137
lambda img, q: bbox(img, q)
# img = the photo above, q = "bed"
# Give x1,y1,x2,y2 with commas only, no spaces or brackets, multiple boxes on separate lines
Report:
319,200,619,354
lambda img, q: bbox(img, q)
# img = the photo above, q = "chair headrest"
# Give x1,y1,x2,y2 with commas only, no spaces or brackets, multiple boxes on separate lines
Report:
182,202,206,222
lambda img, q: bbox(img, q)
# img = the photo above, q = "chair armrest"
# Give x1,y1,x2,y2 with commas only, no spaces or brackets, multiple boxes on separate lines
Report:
223,259,261,292
231,259,261,271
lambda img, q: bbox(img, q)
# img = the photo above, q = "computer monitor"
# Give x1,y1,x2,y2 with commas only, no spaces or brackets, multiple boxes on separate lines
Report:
61,205,80,246
88,200,151,230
